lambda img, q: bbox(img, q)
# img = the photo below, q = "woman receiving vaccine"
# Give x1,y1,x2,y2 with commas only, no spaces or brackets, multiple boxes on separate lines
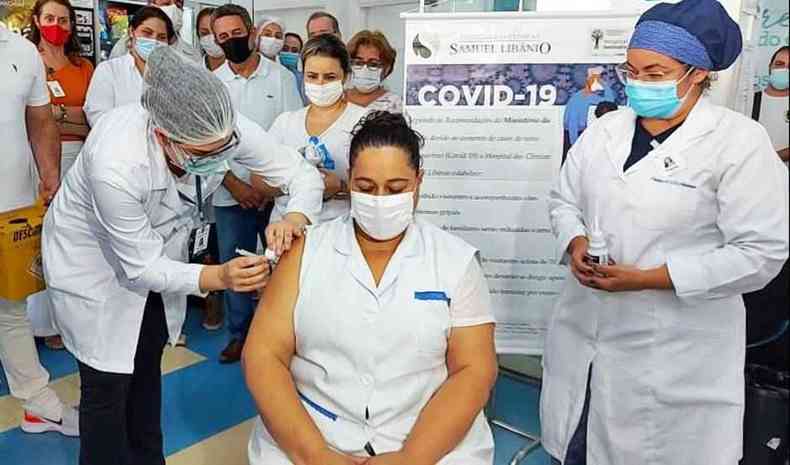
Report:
244,111,497,465
542,1,789,464
268,34,368,224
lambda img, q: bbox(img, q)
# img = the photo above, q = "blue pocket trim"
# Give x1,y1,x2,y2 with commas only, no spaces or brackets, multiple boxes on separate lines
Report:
415,291,450,303
298,391,338,422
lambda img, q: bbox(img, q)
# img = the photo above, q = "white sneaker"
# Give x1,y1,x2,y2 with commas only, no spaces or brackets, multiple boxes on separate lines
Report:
21,406,79,437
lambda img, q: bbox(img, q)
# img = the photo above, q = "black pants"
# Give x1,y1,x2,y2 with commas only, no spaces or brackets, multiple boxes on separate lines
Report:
551,368,591,465
78,293,169,465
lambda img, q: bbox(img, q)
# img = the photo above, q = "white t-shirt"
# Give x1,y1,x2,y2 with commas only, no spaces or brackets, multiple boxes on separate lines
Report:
268,103,369,223
757,92,789,152
0,27,51,212
212,55,304,207
366,90,403,114
83,54,143,127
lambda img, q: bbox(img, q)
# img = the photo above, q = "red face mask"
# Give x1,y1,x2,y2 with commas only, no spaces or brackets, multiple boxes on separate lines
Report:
40,24,71,46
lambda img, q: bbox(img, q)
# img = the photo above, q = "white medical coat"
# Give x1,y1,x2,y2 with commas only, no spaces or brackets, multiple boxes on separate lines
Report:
542,97,789,465
42,103,323,374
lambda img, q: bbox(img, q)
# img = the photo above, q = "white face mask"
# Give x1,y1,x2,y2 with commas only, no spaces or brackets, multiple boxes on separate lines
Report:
258,36,284,58
351,191,414,241
305,80,345,107
199,34,224,58
159,4,183,32
351,66,382,93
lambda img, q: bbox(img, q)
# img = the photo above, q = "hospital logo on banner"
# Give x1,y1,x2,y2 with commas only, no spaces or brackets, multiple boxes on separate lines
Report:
411,29,553,63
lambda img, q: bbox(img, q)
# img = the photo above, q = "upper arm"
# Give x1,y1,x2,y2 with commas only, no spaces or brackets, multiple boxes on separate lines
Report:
446,258,497,379
245,236,306,366
84,64,114,126
28,51,50,107
90,172,167,281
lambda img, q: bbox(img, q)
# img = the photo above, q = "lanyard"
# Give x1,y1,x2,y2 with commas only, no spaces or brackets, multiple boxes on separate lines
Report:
195,175,205,224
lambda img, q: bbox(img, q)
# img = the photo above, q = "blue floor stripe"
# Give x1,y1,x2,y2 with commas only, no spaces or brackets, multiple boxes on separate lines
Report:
1,304,551,464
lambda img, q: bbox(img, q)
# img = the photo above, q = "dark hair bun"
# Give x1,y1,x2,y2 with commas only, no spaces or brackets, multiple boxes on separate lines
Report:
349,110,424,170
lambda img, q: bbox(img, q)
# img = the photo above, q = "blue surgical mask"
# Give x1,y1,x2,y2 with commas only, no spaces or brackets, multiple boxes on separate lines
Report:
279,51,299,71
625,68,695,119
167,134,238,176
769,68,789,91
134,37,165,62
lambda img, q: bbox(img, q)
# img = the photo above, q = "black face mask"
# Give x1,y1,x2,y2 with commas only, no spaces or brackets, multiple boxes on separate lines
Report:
220,35,253,64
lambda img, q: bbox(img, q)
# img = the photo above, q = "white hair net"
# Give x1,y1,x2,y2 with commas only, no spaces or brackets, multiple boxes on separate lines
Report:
141,46,235,145
257,15,285,33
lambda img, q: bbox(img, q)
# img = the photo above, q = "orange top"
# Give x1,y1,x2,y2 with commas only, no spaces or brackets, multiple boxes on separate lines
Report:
46,58,94,142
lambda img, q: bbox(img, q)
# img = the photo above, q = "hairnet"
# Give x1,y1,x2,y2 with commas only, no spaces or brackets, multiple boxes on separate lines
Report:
629,0,742,71
141,46,235,145
257,15,285,33
587,66,604,77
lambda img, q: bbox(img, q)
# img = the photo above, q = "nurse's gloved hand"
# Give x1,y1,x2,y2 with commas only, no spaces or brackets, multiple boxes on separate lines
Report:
220,256,271,293
587,264,646,292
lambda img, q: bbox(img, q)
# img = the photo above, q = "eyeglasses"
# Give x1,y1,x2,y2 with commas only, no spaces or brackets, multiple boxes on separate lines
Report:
351,59,383,72
175,130,240,160
615,63,692,84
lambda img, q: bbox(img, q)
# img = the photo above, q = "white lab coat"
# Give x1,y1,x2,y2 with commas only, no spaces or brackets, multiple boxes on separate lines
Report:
83,54,142,127
249,215,495,464
541,97,789,465
42,103,323,374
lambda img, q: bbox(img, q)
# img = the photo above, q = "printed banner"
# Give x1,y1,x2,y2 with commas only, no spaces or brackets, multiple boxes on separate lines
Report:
403,13,639,354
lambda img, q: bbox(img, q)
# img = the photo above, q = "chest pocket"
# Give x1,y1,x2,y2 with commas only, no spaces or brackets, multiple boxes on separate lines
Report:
413,292,451,356
636,169,704,231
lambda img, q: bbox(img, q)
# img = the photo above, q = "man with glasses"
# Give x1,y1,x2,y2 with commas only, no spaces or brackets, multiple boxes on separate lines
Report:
209,4,303,364
542,1,789,464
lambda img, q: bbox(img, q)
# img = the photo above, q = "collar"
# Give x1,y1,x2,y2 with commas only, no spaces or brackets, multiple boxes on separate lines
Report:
334,214,422,259
605,95,718,144
146,124,172,191
0,24,9,42
215,53,270,82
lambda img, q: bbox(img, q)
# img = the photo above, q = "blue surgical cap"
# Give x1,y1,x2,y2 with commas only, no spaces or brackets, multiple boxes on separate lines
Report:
629,0,743,71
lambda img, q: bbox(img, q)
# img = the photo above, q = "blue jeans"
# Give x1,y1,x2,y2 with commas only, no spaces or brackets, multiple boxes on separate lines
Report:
550,370,591,465
215,205,267,340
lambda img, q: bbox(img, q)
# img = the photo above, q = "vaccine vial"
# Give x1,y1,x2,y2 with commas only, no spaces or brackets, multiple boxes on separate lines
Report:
585,228,610,266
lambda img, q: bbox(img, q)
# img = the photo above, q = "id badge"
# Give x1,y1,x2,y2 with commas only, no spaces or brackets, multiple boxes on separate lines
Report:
190,223,211,260
657,154,685,175
47,80,66,98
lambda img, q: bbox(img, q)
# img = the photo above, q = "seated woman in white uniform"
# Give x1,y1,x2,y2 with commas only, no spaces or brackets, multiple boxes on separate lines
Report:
268,34,368,225
83,6,174,126
243,111,497,465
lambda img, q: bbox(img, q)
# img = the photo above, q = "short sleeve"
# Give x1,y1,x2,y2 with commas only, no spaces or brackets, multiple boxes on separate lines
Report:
27,50,50,107
450,256,496,328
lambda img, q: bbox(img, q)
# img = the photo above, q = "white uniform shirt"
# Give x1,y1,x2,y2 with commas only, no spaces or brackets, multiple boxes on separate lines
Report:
248,215,496,464
42,103,323,374
542,98,789,465
268,103,368,223
83,54,142,127
212,55,304,207
366,90,403,114
0,26,51,212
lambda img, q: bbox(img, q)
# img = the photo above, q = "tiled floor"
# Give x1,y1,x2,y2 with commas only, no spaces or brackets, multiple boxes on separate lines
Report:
0,307,549,465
